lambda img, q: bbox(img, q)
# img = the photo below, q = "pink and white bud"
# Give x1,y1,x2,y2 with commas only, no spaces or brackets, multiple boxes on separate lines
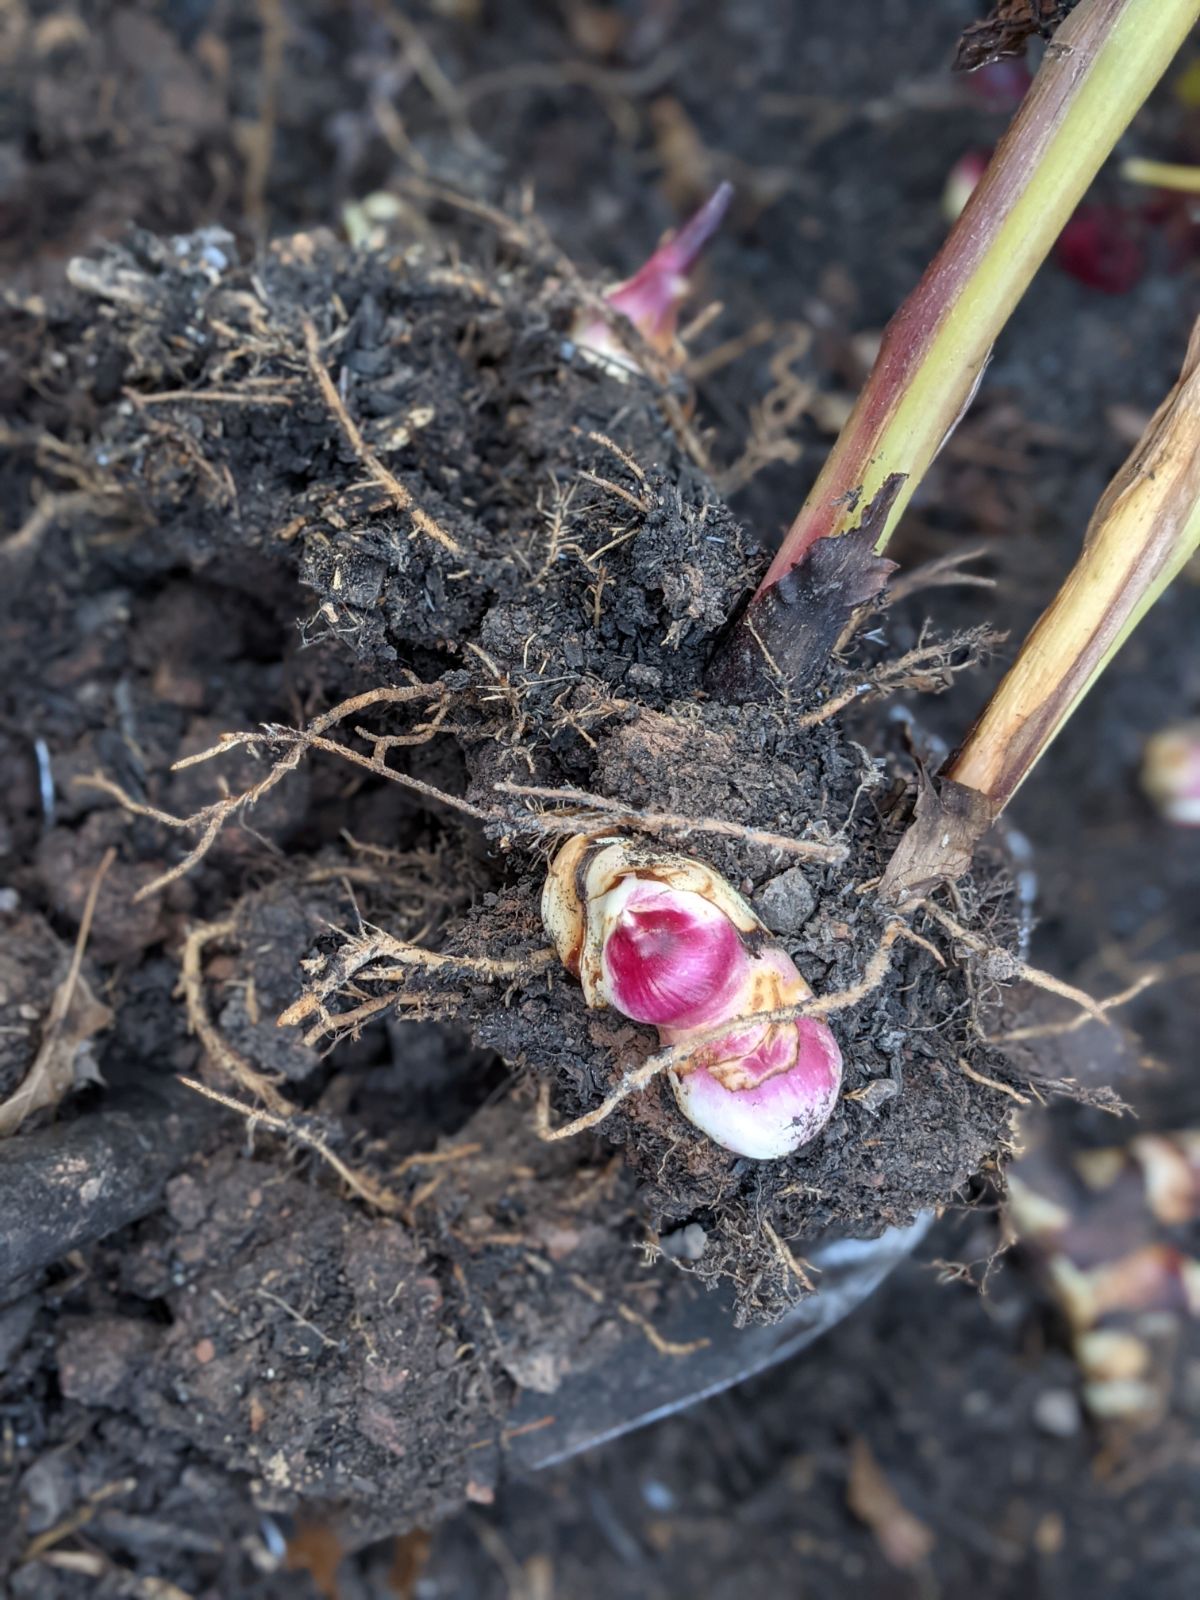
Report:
542,835,842,1160
572,183,734,376
1141,721,1200,825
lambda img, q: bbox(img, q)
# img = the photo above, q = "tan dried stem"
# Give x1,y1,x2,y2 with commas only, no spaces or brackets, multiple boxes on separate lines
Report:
0,848,115,1138
946,316,1200,811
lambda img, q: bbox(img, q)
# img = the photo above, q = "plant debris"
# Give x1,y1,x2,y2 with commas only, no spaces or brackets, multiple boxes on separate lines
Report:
955,2,1084,73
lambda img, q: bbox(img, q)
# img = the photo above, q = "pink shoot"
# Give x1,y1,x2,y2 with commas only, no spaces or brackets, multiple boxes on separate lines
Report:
573,182,734,373
542,836,843,1161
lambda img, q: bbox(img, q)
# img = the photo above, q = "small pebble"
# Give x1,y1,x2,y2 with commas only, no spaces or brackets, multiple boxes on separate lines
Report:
641,1478,675,1511
754,867,816,934
1033,1387,1082,1438
659,1223,707,1261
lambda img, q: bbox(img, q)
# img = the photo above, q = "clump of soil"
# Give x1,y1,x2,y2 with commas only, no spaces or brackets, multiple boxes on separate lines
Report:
0,198,1039,1574
5,205,1023,1316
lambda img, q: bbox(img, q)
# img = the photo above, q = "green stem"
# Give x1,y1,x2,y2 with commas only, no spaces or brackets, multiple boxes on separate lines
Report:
712,0,1200,696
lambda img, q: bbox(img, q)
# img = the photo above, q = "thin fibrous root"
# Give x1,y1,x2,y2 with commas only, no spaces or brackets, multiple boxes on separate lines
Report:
301,316,462,555
181,920,292,1117
793,626,1004,731
985,972,1160,1046
568,1272,709,1357
584,430,650,487
278,929,556,1031
495,781,848,864
536,921,923,1142
957,1057,1031,1104
917,900,1120,1030
78,682,487,900
299,990,463,1051
762,1219,820,1293
179,1077,402,1214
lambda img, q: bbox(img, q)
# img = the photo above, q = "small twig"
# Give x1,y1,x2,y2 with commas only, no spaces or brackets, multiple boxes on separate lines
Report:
301,316,462,555
495,781,847,863
179,1077,402,1214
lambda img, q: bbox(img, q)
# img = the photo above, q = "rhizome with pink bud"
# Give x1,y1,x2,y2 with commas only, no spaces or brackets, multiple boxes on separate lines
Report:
56,211,1026,1324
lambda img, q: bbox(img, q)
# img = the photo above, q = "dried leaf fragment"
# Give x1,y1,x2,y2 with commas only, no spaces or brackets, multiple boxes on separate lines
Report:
0,850,114,1138
0,970,111,1138
955,1,1082,72
846,1437,935,1570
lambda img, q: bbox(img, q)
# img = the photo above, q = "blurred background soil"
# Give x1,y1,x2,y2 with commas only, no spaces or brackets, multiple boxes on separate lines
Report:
2,1,1199,1596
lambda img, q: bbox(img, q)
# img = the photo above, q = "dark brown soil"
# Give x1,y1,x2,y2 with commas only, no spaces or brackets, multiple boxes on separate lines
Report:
2,2,1199,1598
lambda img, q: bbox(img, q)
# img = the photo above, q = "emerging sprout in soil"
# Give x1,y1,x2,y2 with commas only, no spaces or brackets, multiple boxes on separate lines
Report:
542,835,842,1161
1141,721,1200,826
573,182,733,375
